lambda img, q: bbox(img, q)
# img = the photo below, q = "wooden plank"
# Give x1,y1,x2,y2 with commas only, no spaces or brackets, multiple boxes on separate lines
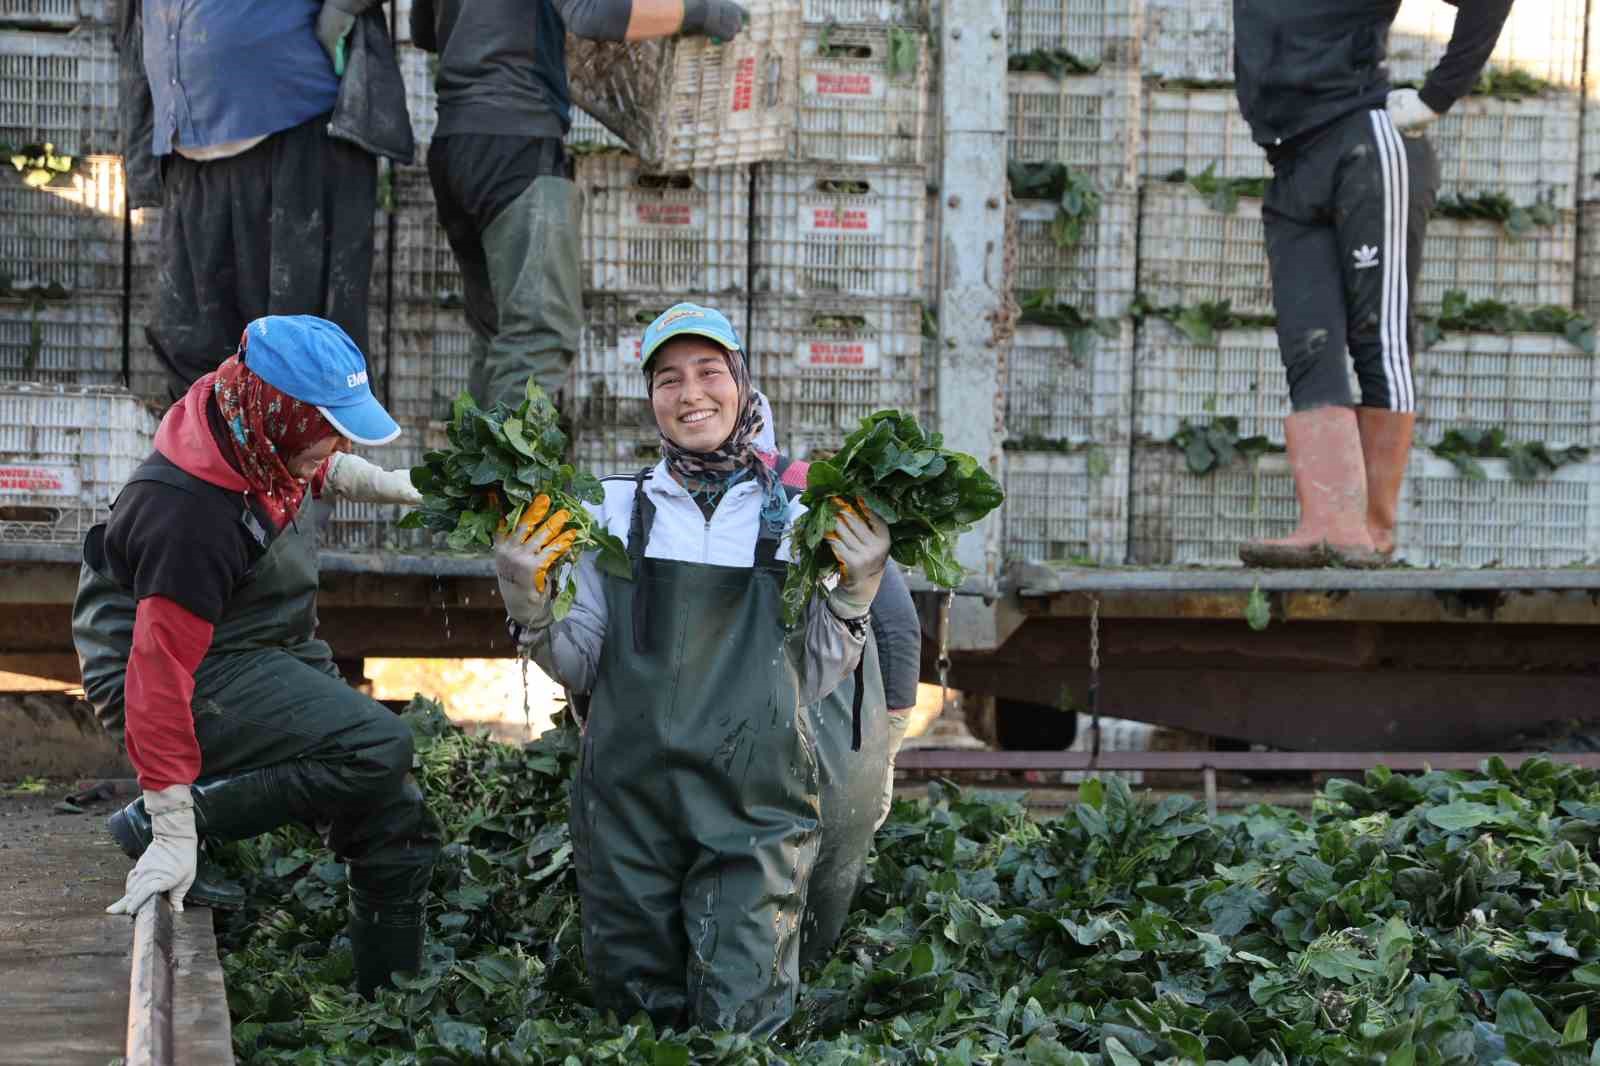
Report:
126,897,174,1066
896,749,1600,772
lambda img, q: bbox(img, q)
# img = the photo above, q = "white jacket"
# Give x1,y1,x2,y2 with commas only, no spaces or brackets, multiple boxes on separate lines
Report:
526,459,866,706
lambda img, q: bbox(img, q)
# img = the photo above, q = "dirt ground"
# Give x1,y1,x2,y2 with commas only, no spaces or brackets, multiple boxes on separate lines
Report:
0,786,133,1065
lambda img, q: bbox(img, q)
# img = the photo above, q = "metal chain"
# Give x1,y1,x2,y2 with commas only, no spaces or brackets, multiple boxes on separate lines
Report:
1088,595,1102,760
937,589,954,720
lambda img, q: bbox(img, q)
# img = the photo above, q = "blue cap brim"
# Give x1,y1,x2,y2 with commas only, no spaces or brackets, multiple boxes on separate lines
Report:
641,326,741,368
318,398,401,446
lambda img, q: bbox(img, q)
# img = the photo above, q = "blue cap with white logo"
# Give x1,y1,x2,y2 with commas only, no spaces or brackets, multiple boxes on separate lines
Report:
240,315,400,446
639,302,744,375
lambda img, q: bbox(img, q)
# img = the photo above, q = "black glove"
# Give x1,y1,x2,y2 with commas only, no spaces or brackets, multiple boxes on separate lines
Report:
681,0,747,41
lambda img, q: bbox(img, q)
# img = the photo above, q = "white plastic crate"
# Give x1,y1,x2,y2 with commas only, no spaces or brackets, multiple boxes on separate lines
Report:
1002,447,1129,565
1136,182,1272,318
1433,94,1580,210
802,0,926,24
753,163,926,299
1006,69,1141,194
1140,0,1230,83
1128,443,1298,566
0,384,155,545
1418,213,1577,312
1413,331,1600,446
1140,89,1266,181
1060,713,1157,785
921,75,939,186
1585,0,1600,200
567,0,801,172
1004,319,1133,445
0,27,117,155
387,302,474,422
575,292,751,441
389,167,463,307
1133,321,1293,446
577,154,750,294
1577,203,1600,322
1404,451,1600,568
0,293,122,385
747,295,923,454
1389,0,1586,92
794,25,929,166
922,189,940,305
1010,190,1136,319
571,426,660,480
397,44,435,155
0,0,109,29
1007,0,1141,68
323,418,445,555
0,154,126,294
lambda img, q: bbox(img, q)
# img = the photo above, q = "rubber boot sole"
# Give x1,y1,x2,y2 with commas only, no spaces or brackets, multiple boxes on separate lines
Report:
1238,542,1333,569
106,806,247,911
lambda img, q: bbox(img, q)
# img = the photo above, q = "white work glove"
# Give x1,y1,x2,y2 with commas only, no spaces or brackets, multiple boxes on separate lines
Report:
494,495,579,630
825,498,891,620
325,451,423,505
107,784,197,916
681,0,748,41
316,2,358,74
1385,88,1439,133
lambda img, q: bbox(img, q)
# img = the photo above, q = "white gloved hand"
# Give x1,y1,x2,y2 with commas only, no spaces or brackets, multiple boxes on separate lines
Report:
495,496,579,630
1385,88,1439,132
825,498,891,620
325,452,423,505
107,784,197,916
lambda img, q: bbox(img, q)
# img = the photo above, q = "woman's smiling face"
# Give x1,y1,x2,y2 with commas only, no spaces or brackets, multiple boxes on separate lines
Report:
649,339,741,451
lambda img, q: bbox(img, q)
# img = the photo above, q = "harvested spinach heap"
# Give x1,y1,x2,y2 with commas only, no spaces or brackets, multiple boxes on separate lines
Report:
780,410,1005,625
400,383,630,615
215,700,1600,1065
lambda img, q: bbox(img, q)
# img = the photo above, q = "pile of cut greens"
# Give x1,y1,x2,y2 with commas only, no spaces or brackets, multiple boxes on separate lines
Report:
780,410,1005,625
215,698,1600,1065
400,383,630,616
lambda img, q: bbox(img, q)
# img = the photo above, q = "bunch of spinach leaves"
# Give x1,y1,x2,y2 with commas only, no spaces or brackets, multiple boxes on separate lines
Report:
1171,416,1283,476
1164,165,1269,215
399,382,630,616
1423,290,1597,353
780,410,1004,625
1431,427,1590,482
1008,162,1102,249
1433,192,1559,237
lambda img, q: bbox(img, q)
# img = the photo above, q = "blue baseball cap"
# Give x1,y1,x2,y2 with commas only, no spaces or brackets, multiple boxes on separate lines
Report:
639,302,744,375
239,315,400,446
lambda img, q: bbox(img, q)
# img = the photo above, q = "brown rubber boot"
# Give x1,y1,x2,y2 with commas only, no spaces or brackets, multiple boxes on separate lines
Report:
1239,406,1384,568
1356,407,1415,559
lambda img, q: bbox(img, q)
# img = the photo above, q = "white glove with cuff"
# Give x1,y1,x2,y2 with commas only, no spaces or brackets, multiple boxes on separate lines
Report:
107,784,197,916
825,499,891,620
325,452,423,505
1385,88,1439,132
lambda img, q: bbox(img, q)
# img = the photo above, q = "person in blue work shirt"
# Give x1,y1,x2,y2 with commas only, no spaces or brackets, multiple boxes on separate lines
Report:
408,0,747,411
118,0,415,401
494,302,892,1036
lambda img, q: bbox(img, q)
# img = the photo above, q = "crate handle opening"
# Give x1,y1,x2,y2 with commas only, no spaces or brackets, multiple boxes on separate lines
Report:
816,179,871,195
810,314,870,331
762,55,785,109
0,505,59,524
636,173,695,191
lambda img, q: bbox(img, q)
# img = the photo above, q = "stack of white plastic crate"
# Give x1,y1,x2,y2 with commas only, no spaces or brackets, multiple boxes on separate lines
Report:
1129,0,1599,567
1578,0,1600,322
995,0,1140,566
744,0,932,460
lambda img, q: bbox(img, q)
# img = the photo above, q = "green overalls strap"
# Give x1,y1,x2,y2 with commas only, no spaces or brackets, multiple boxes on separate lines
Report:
569,468,821,1039
764,458,893,973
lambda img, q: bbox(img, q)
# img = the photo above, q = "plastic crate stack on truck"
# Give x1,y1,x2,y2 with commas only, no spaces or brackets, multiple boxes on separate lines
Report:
1127,0,1600,569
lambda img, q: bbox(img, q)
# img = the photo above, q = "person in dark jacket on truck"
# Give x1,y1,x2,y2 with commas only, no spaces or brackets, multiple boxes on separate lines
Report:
118,0,416,401
72,316,441,999
407,0,747,411
1232,1,1512,567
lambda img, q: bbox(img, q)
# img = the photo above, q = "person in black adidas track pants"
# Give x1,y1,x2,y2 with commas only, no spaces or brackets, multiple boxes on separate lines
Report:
1233,1,1512,567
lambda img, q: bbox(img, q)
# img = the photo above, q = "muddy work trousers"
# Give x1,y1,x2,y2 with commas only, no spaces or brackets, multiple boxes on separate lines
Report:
426,134,582,409
145,114,378,402
1263,107,1439,413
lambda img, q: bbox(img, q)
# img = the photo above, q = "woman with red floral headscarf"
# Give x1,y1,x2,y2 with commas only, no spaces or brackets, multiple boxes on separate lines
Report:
72,315,442,999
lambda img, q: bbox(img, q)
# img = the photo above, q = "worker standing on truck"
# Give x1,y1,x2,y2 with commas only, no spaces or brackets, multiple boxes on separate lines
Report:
1232,1,1512,567
752,396,923,969
494,302,889,1035
71,316,442,1000
407,0,747,410
118,0,415,402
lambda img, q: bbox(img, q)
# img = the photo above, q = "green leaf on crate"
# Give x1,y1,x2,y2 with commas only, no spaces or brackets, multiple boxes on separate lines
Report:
887,27,921,78
1432,427,1589,482
1171,416,1283,477
1085,444,1110,479
1245,582,1271,631
1434,191,1560,238
1007,162,1102,249
1421,290,1598,353
1129,296,1276,343
1007,47,1101,77
1165,165,1269,214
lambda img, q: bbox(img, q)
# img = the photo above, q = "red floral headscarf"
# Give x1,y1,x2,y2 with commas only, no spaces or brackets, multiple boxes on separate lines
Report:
212,339,338,529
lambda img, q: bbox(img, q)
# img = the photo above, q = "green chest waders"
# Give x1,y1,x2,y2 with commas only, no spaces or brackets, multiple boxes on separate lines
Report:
569,470,821,1038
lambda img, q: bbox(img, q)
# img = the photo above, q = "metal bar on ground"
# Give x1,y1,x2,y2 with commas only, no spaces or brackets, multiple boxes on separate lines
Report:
895,749,1600,772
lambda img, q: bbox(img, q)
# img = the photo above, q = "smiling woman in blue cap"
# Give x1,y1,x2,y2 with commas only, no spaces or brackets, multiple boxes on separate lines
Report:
494,301,892,1036
70,315,442,999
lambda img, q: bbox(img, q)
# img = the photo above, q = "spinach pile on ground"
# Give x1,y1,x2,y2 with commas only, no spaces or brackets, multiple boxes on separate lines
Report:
215,698,1600,1065
400,383,630,615
779,410,1005,625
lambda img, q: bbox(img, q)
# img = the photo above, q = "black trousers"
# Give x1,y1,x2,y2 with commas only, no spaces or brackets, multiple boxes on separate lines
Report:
1263,107,1440,413
145,114,378,402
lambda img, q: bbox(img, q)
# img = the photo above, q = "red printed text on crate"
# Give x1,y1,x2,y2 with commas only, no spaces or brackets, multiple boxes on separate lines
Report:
801,206,883,234
796,340,880,369
731,57,757,113
0,464,79,496
804,72,885,100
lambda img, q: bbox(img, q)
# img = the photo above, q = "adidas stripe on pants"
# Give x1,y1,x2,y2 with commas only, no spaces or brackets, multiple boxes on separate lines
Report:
1261,107,1440,413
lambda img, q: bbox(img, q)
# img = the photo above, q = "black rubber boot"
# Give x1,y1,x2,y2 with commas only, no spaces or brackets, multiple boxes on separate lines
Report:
105,767,299,911
348,892,427,999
